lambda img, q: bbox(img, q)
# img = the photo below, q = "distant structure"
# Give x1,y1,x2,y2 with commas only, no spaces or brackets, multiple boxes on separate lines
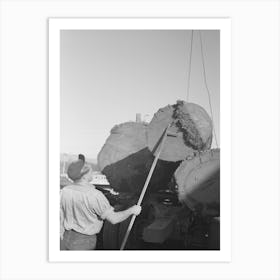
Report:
136,113,142,123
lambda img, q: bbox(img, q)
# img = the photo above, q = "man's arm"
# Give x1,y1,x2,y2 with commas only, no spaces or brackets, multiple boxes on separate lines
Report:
105,205,141,225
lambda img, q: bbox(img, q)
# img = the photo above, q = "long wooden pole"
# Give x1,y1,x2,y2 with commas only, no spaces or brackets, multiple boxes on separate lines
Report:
120,124,171,250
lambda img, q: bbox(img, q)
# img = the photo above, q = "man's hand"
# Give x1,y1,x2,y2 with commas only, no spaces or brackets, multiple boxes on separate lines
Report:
130,205,142,216
105,205,142,224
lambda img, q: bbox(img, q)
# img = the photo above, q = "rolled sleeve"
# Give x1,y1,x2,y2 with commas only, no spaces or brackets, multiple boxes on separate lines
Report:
90,190,114,220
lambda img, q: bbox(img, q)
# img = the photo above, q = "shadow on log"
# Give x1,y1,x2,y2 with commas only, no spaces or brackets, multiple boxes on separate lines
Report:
102,148,180,194
98,122,180,194
98,101,214,196
102,147,180,195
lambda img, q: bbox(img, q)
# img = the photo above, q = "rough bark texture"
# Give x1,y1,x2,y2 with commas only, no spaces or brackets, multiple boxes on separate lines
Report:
97,101,214,195
97,122,148,171
97,122,180,194
147,101,213,162
174,149,220,217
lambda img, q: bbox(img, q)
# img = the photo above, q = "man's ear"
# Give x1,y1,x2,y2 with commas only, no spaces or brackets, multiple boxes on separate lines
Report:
84,171,93,182
81,163,91,174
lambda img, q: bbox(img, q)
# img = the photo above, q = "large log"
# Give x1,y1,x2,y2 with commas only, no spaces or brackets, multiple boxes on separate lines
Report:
147,101,213,162
98,101,214,195
97,122,180,194
97,122,148,171
174,149,220,216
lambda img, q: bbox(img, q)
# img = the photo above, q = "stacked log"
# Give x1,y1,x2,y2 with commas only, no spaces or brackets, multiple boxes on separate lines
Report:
97,122,179,194
147,101,213,161
97,122,148,172
97,100,213,194
174,149,220,216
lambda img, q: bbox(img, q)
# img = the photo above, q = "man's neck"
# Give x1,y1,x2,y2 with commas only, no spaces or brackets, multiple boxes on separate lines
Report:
74,179,90,186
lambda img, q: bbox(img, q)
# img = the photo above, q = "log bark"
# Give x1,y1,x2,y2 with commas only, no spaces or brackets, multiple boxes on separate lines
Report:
174,149,220,216
97,122,179,194
97,101,214,195
147,101,213,162
97,122,148,171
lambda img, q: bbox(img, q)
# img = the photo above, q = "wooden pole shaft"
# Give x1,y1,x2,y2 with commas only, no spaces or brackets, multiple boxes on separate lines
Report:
120,124,171,250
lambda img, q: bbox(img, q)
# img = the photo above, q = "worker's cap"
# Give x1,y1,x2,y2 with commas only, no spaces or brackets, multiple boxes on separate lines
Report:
67,159,91,181
78,154,85,162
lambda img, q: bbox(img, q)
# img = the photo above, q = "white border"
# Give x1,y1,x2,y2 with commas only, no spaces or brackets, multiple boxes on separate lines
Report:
49,18,231,262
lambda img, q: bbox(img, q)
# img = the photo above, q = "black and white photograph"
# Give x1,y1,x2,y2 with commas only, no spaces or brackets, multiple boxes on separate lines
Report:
0,0,280,280
49,18,231,261
1,1,280,279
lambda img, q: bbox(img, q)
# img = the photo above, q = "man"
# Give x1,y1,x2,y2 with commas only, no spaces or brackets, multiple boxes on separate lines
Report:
60,156,141,250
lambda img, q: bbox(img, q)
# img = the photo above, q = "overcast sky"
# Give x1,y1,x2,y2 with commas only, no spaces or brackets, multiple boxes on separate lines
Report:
60,30,220,160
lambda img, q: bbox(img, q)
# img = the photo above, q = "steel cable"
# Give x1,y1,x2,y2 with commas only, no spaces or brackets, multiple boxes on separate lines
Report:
198,31,219,148
186,30,194,102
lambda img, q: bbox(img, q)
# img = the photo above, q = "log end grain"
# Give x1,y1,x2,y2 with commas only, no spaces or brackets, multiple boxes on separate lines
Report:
174,149,220,216
147,101,213,162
